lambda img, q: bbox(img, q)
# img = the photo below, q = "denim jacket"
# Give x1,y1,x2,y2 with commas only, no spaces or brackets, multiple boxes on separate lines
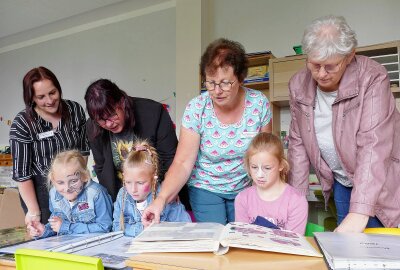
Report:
40,180,113,238
113,185,191,237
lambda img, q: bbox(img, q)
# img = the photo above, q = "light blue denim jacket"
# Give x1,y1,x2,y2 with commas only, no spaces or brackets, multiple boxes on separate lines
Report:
40,180,113,238
113,185,191,237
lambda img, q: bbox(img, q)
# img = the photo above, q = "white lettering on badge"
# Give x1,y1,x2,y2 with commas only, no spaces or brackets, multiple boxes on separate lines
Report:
38,130,54,139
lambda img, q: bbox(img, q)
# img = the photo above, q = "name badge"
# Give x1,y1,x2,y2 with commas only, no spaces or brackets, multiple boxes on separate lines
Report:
241,131,258,139
38,130,54,139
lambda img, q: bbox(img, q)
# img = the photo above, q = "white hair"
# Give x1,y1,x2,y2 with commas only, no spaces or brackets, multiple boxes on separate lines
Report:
302,15,357,60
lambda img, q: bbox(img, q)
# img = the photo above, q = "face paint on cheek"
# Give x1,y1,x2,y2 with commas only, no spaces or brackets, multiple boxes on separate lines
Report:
143,183,151,194
66,171,84,194
67,182,83,194
255,166,270,180
256,167,264,178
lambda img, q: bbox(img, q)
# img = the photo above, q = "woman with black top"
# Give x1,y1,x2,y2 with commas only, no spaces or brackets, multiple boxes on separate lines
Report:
84,79,189,208
9,66,90,225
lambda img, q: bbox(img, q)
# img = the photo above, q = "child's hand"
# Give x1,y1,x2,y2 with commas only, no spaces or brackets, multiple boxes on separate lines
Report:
27,221,45,237
48,216,63,233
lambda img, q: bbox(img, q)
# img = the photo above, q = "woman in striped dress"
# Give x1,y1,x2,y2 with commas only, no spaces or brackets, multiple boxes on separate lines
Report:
9,66,90,226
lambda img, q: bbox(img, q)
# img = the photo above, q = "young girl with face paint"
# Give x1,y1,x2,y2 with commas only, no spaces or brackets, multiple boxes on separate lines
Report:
235,133,308,235
112,140,191,237
28,150,113,238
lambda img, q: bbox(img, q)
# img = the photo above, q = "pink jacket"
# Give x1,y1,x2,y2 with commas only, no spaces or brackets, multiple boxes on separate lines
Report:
288,55,400,227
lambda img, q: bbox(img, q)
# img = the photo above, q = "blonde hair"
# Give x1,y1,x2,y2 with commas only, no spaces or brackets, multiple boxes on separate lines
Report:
47,149,90,188
244,133,289,182
119,139,159,231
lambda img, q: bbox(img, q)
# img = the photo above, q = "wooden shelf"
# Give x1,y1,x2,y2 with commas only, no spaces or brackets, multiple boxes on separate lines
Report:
0,154,12,166
244,81,269,90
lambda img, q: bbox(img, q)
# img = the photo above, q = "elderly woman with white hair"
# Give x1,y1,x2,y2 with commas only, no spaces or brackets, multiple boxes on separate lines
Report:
288,15,400,232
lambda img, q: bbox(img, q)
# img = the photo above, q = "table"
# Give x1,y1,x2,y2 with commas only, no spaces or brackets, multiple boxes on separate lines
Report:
0,227,31,270
0,256,15,270
126,238,328,270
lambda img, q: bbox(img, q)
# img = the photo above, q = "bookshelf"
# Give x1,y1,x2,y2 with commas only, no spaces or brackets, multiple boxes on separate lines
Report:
244,51,274,97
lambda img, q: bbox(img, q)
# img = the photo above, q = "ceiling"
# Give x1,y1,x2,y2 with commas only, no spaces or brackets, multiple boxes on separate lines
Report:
0,0,129,39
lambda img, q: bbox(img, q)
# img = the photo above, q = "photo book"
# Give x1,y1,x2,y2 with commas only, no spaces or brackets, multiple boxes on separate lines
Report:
128,222,322,257
314,232,400,270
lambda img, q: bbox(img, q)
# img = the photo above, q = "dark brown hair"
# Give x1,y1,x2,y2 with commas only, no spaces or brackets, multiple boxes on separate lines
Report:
200,38,248,83
22,66,68,122
84,79,135,139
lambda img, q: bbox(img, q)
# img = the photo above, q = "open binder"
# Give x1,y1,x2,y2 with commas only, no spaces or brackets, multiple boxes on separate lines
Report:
0,231,132,269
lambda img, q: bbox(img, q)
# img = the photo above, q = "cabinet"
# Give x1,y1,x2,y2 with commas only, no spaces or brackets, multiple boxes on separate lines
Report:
269,40,400,134
244,51,275,97
0,154,12,167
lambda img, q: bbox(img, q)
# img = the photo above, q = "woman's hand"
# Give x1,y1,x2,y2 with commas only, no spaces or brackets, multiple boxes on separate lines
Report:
27,221,45,237
25,211,41,225
49,216,63,233
141,196,166,227
334,213,369,233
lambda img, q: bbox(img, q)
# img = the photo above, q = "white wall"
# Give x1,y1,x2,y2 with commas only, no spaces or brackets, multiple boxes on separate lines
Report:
0,2,176,146
209,0,400,58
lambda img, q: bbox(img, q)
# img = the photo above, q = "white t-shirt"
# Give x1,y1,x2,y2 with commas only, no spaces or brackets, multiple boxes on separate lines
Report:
314,87,352,187
136,200,148,215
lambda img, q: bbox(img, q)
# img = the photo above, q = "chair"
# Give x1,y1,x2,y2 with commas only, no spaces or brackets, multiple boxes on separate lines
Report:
364,228,400,235
305,222,324,237
15,249,104,270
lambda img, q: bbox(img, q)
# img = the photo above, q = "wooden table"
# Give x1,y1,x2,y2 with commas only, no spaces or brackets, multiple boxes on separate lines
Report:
126,238,328,270
0,256,15,270
0,227,30,270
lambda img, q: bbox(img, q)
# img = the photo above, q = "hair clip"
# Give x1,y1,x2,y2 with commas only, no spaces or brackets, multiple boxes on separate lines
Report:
144,160,153,165
134,145,152,155
134,145,153,165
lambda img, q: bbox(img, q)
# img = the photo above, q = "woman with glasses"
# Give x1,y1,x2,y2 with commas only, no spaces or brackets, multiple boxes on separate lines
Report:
10,66,90,225
288,15,400,232
142,38,272,225
84,79,190,207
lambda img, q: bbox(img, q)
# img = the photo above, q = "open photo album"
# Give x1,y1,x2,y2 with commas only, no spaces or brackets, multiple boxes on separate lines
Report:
128,222,322,257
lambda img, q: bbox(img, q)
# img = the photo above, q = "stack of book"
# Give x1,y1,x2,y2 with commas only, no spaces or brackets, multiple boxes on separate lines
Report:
244,65,269,83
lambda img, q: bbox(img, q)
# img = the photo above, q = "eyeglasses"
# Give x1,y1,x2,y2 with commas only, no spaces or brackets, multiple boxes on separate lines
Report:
204,80,235,91
96,112,118,126
307,57,347,74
